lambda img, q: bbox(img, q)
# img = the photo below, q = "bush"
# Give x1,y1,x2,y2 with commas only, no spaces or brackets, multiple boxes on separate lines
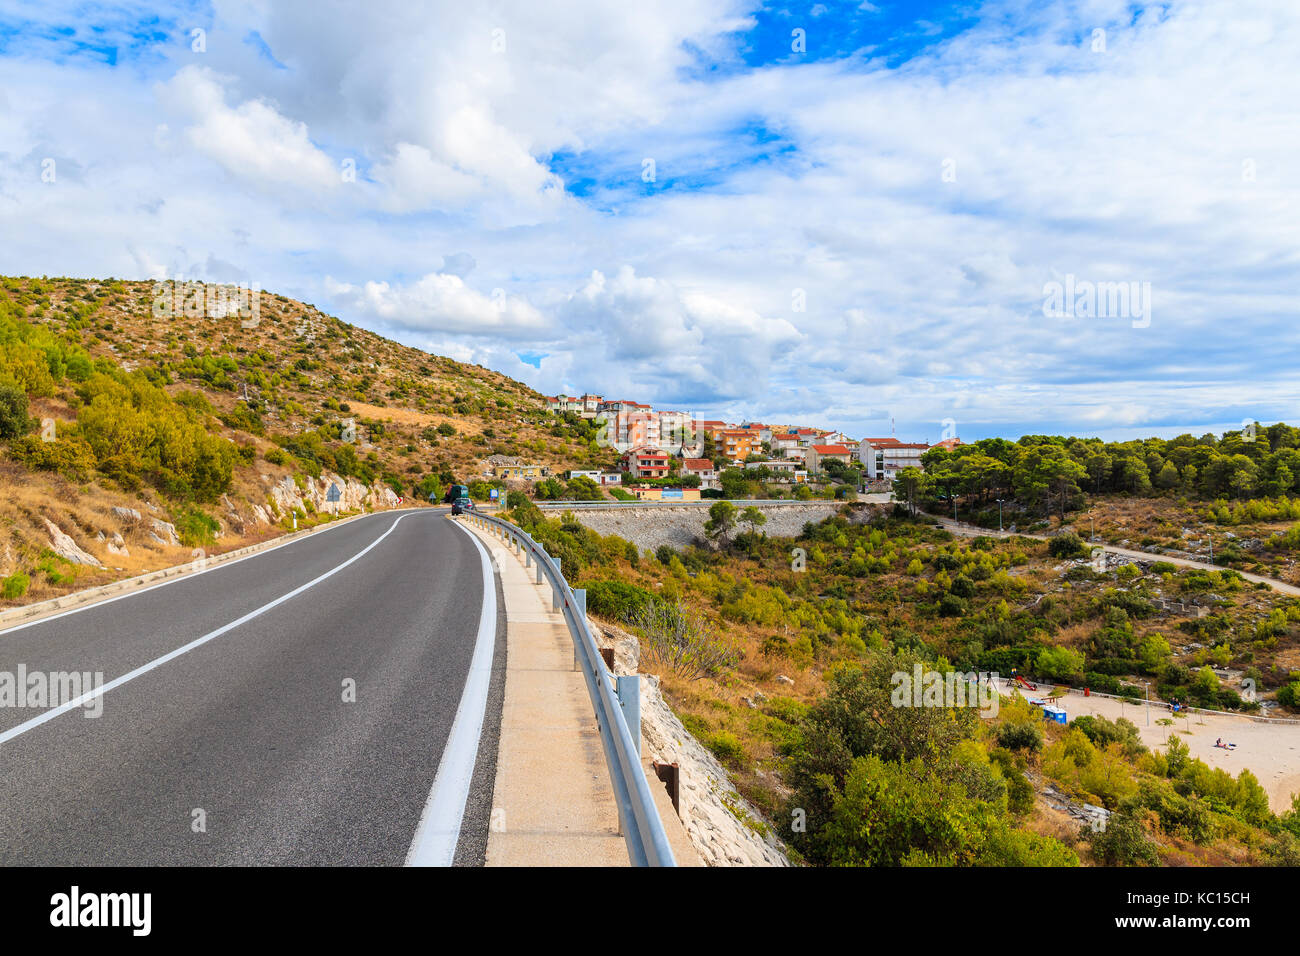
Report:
583,579,663,621
1071,715,1145,756
173,506,220,548
1,573,30,599
1277,681,1300,709
0,383,31,439
1088,807,1159,866
1048,532,1088,559
938,593,967,617
996,721,1044,752
704,730,747,769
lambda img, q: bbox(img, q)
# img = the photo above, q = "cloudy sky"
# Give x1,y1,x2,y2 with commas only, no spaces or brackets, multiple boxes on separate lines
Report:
2,0,1298,443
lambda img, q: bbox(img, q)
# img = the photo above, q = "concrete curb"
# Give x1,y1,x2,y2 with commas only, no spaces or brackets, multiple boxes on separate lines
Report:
0,505,433,633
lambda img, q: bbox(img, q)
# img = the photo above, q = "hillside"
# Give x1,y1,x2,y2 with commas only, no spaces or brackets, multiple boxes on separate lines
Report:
0,275,607,608
498,499,1300,866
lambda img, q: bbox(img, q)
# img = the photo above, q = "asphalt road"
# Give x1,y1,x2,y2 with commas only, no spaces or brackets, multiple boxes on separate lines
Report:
0,509,504,866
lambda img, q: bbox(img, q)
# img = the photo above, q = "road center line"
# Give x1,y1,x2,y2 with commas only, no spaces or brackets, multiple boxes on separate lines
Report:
405,520,498,866
0,514,413,747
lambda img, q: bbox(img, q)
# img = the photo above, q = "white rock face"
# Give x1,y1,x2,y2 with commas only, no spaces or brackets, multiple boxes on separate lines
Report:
43,519,103,567
150,518,181,547
111,506,142,524
264,472,400,522
639,674,791,867
591,619,791,868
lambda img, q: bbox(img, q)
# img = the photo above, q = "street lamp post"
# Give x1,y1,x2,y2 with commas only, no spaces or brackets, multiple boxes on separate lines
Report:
996,498,1004,533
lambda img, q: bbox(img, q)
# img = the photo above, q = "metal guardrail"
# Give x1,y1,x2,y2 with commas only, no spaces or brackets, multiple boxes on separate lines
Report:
461,511,677,867
534,497,890,510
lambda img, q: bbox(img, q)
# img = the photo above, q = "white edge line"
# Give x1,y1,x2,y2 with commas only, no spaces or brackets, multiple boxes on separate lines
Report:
405,519,498,867
0,508,434,639
0,514,411,747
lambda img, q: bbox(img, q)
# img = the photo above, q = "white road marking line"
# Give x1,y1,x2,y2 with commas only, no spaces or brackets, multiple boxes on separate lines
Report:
0,509,432,639
406,520,498,867
0,514,413,747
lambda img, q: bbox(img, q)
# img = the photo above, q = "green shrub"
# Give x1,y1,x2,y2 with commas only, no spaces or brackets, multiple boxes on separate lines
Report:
996,721,1044,752
1048,532,1087,559
705,730,747,768
0,382,31,439
1278,680,1300,709
1,573,30,599
1088,807,1159,866
583,579,663,621
173,506,219,548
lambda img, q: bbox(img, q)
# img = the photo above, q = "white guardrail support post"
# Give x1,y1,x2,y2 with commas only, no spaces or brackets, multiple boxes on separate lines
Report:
572,589,586,672
466,511,677,866
616,676,641,758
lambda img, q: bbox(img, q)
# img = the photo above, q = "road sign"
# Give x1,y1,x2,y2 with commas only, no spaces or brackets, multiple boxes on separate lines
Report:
489,488,499,499
326,484,341,503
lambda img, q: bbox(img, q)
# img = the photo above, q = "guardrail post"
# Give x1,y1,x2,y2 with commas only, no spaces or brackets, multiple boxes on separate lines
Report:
552,557,563,609
616,676,641,758
572,589,587,671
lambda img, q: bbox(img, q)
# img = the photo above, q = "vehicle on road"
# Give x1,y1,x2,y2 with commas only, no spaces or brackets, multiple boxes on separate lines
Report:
451,496,474,515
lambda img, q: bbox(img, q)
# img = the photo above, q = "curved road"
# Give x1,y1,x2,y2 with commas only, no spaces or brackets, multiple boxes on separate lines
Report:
0,509,505,865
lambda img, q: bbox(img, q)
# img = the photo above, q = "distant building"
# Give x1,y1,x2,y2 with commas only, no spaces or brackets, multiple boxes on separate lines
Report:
493,462,550,480
621,446,670,480
719,429,760,464
806,444,852,475
858,438,932,479
681,457,717,488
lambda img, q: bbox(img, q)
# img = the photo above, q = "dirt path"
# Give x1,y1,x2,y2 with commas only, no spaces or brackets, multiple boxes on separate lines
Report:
933,515,1300,596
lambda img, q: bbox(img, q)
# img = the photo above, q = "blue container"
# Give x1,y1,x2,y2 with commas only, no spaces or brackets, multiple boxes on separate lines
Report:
1042,706,1067,725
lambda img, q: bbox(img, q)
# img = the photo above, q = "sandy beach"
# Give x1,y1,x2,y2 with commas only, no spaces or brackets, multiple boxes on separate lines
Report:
995,680,1300,813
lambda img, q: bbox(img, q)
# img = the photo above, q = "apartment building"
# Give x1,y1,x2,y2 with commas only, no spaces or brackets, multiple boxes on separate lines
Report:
719,429,760,464
858,438,932,479
621,446,670,479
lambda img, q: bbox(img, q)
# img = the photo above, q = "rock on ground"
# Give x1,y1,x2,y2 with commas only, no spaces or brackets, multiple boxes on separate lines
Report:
43,518,103,567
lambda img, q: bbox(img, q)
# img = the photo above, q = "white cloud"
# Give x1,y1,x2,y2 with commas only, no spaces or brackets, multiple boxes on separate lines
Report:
158,65,339,192
3,0,1300,440
325,273,548,337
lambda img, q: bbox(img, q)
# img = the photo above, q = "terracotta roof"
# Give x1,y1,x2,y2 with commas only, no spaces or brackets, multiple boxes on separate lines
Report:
810,444,850,454
683,458,713,470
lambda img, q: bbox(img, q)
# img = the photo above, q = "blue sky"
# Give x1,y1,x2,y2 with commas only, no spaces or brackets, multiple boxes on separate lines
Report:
1,0,1296,444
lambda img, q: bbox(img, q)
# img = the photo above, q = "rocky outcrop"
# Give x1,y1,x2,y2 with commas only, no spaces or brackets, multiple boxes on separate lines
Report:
263,472,401,521
147,518,181,547
639,674,791,867
43,519,103,567
591,618,791,867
